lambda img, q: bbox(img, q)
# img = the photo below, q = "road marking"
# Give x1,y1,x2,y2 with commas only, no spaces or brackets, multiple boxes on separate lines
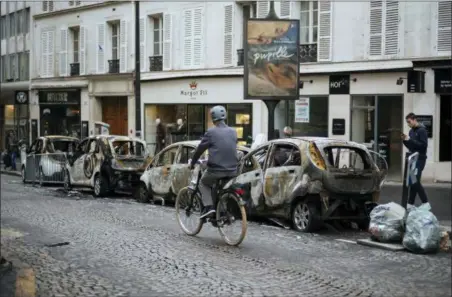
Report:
15,268,36,297
335,239,357,244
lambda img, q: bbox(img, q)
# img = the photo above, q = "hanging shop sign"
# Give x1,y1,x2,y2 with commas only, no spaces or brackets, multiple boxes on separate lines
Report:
15,91,29,105
407,70,425,93
244,19,300,99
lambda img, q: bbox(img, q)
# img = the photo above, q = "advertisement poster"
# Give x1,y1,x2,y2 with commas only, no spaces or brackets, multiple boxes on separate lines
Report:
295,98,309,123
244,19,300,99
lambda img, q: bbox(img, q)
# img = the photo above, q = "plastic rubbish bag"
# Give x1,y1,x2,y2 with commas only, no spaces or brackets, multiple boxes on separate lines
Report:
369,202,406,243
403,204,441,254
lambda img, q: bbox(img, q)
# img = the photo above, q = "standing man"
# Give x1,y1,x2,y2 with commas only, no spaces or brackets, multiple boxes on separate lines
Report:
155,118,166,155
7,130,17,171
401,113,430,209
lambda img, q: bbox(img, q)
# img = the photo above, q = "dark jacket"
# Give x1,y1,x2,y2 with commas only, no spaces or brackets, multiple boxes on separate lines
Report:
156,123,166,143
403,124,428,160
191,121,238,172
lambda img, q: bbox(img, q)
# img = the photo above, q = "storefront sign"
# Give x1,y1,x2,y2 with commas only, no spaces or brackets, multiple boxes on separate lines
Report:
294,98,310,123
434,69,451,94
15,91,28,105
180,81,208,99
329,75,350,95
244,19,300,99
407,70,425,93
416,115,433,138
39,90,81,105
332,118,345,135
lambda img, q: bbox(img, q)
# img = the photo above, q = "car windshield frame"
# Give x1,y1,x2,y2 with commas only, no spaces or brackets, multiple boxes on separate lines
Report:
47,139,79,154
107,138,148,158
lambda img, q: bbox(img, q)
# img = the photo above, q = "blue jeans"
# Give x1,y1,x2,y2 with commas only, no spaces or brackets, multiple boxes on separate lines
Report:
408,158,428,204
10,151,16,170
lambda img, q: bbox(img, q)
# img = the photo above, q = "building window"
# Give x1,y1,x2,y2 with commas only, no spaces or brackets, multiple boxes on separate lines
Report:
9,13,15,37
72,27,80,63
25,8,30,34
0,16,6,40
69,1,74,6
42,1,53,12
19,51,30,81
76,1,81,6
242,1,257,20
152,15,163,56
1,55,7,82
9,54,17,81
111,23,119,59
300,1,318,44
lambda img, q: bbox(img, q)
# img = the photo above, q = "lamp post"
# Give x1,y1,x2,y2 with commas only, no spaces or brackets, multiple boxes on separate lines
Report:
134,0,141,138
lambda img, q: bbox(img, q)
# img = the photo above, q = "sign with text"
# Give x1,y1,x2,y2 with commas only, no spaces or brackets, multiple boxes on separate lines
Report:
332,118,346,135
39,90,81,105
244,19,300,99
180,81,208,99
294,98,310,123
407,70,425,93
416,115,433,138
329,75,350,94
15,91,28,105
434,69,451,94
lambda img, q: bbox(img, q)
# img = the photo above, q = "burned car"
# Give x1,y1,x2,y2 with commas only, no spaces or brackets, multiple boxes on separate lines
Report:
223,137,388,232
21,136,79,185
63,135,148,197
138,141,249,204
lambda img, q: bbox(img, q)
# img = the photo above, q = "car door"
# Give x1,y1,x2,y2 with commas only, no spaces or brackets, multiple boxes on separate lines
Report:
234,144,270,210
263,142,303,208
171,144,196,195
69,138,89,183
148,145,179,195
80,138,100,186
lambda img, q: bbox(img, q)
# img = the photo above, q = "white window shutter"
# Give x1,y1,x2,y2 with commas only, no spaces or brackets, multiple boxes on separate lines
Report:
139,17,146,72
384,1,399,56
41,31,48,77
318,1,332,61
279,1,291,19
47,31,55,77
120,19,128,73
163,13,173,70
183,9,193,68
437,1,452,53
59,28,68,76
96,23,106,74
369,0,383,56
79,26,87,75
223,4,234,66
193,8,204,67
257,1,269,18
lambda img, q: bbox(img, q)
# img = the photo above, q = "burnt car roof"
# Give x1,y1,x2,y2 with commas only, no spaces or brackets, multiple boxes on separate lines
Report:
40,135,79,141
267,137,367,150
166,140,249,152
86,135,145,143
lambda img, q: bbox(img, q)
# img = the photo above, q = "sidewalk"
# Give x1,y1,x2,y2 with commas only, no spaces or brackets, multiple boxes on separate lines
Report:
0,169,21,177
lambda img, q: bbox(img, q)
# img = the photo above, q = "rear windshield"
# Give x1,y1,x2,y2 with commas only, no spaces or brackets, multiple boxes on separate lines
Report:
111,140,146,157
323,146,371,170
48,140,78,153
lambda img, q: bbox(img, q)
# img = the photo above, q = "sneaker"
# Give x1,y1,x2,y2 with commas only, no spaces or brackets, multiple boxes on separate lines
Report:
200,206,216,219
421,202,432,211
407,204,415,211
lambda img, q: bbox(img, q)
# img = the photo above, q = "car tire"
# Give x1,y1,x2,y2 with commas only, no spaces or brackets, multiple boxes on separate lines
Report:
63,170,72,191
291,200,322,233
93,174,108,198
21,166,26,183
356,218,370,231
136,182,150,203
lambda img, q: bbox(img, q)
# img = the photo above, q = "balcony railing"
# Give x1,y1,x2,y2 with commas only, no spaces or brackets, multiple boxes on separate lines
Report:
237,49,244,66
299,43,317,63
108,59,120,74
70,63,80,76
149,55,163,71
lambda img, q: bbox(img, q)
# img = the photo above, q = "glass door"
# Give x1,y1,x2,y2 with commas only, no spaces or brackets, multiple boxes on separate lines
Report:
187,105,204,140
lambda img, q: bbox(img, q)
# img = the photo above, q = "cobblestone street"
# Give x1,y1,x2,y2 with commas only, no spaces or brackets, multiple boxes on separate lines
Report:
1,174,451,297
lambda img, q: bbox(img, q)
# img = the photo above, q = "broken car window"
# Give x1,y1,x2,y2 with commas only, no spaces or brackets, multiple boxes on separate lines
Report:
323,147,369,170
156,147,178,166
269,144,301,168
242,145,269,174
179,146,196,164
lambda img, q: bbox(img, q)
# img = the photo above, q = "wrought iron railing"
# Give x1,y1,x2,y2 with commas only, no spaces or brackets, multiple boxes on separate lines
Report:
149,56,163,71
299,43,317,63
70,63,80,76
108,59,120,74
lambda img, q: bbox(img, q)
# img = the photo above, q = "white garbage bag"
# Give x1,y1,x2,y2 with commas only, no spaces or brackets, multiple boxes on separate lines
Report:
369,202,406,243
402,204,441,254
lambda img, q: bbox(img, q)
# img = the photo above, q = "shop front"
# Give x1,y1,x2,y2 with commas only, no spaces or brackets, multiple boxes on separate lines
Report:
0,89,30,150
141,77,263,155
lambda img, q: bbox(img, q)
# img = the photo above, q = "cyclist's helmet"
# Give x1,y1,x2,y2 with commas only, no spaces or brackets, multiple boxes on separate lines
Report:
210,105,227,122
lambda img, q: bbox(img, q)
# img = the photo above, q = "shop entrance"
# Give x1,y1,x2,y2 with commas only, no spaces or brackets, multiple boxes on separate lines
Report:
102,97,128,136
439,95,451,162
350,95,403,181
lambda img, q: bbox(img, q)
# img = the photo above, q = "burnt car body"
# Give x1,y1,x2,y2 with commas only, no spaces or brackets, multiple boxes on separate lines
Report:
139,140,249,204
223,137,388,232
21,136,79,185
63,135,148,197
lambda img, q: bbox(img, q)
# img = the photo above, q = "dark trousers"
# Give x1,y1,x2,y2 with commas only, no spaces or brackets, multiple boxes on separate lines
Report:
408,159,428,204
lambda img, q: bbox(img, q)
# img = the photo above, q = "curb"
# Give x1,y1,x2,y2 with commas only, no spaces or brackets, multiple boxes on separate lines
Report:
1,170,21,177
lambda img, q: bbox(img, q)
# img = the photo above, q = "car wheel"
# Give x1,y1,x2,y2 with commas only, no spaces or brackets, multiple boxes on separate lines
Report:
63,170,72,191
93,174,108,197
21,166,26,183
291,200,322,232
136,182,150,203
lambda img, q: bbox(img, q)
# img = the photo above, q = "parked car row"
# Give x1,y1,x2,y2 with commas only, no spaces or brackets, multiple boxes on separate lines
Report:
21,135,388,233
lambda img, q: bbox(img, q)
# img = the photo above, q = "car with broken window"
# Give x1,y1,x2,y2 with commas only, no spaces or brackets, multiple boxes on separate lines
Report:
21,136,79,185
222,137,388,232
138,141,249,204
63,135,148,197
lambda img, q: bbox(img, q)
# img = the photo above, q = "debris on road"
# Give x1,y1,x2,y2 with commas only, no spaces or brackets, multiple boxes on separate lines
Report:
440,232,450,252
368,202,406,243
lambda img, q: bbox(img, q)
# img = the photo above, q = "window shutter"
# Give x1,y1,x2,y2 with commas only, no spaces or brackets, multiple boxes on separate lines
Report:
279,1,291,19
437,1,452,53
119,19,128,72
163,13,173,70
49,1,54,12
369,0,383,56
42,1,48,12
318,1,332,61
384,1,399,56
59,28,68,76
139,17,146,72
257,1,269,18
96,23,106,73
47,31,55,77
223,4,234,66
183,9,193,68
41,31,48,77
79,26,86,75
193,8,204,67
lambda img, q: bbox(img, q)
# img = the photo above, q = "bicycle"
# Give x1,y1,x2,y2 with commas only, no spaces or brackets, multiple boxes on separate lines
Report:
175,160,248,246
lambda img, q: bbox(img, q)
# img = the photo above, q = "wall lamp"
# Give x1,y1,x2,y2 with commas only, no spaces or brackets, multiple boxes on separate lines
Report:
299,80,313,89
396,77,407,85
352,78,357,82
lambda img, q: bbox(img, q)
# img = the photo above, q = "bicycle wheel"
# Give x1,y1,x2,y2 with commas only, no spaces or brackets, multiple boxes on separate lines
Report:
175,187,204,236
216,192,247,246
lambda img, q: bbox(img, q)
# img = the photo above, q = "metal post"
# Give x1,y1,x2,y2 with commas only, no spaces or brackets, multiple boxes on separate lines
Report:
401,153,409,209
264,100,280,140
134,0,141,138
373,96,378,152
265,1,278,19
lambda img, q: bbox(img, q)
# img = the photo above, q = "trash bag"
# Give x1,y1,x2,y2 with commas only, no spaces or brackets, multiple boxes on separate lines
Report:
403,204,441,254
368,202,406,243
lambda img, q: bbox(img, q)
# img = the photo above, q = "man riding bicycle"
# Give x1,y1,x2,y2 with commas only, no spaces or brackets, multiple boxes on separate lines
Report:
189,105,238,219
